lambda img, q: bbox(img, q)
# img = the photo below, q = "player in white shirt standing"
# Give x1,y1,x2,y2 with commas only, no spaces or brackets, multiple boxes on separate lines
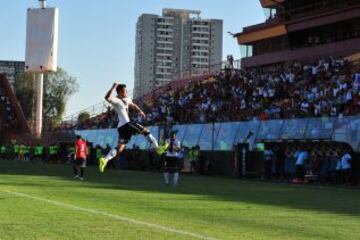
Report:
164,131,181,187
99,83,158,172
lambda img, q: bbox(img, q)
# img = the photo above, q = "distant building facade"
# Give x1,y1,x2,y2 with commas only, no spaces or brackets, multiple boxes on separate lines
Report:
134,9,223,98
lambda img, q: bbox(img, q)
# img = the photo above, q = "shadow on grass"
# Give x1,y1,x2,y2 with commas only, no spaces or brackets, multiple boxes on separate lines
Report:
1,160,360,217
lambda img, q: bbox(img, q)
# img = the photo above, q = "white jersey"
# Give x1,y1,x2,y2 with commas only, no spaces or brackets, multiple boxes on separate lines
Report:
165,138,180,157
108,97,132,127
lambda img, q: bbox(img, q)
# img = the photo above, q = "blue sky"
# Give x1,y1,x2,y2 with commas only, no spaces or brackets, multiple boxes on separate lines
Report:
0,0,264,115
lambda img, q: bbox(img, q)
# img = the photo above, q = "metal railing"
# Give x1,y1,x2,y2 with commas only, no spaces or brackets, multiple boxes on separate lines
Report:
62,102,110,126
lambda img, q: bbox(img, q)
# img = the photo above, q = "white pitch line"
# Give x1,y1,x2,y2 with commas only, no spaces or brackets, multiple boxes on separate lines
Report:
6,190,218,240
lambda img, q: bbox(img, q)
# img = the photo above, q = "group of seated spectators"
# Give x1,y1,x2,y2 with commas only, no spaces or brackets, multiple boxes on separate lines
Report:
57,56,360,131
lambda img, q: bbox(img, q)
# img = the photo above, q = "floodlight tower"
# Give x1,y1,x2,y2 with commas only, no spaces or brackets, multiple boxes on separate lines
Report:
25,0,58,138
34,0,46,138
39,0,46,8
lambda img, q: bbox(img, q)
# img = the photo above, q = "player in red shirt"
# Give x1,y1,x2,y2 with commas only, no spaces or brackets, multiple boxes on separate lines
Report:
73,135,87,180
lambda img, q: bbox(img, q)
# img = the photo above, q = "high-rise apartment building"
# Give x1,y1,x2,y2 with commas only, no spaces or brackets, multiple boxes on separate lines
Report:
134,9,223,98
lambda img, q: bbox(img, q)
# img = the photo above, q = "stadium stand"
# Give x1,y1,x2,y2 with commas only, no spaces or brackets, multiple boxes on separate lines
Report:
0,74,30,135
139,56,359,126
237,0,360,68
60,56,359,129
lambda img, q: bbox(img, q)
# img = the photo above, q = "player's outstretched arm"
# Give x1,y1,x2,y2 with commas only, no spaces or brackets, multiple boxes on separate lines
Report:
105,83,118,103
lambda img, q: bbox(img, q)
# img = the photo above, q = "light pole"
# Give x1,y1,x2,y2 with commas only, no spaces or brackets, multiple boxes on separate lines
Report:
26,0,58,137
39,0,46,8
34,0,46,138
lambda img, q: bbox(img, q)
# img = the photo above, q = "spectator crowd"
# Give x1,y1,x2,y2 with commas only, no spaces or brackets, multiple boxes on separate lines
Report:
138,56,359,126
58,56,360,131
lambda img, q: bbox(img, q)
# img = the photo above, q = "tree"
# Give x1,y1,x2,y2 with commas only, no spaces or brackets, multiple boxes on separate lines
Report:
15,68,79,131
78,111,90,124
14,72,35,120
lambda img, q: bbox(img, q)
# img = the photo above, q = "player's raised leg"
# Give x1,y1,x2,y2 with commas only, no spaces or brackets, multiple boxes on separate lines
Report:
99,143,125,173
141,128,159,149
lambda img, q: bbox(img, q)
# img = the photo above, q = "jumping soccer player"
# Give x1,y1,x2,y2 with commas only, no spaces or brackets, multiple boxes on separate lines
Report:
73,135,87,180
99,83,158,172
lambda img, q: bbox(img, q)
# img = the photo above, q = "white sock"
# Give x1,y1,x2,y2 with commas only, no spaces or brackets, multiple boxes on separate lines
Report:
105,149,117,163
146,134,158,148
164,172,170,184
174,172,179,186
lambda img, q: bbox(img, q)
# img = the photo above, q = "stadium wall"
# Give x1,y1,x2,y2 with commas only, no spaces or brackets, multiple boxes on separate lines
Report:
71,117,360,182
74,117,360,153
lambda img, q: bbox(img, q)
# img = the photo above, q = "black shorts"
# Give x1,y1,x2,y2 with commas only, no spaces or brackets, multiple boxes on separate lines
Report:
164,156,180,173
74,157,86,168
118,122,146,144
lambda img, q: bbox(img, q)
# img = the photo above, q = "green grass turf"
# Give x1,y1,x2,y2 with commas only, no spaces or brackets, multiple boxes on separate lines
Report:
0,160,359,240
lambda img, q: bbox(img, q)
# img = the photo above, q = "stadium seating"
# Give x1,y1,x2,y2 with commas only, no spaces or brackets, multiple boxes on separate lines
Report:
62,56,359,130
138,56,359,126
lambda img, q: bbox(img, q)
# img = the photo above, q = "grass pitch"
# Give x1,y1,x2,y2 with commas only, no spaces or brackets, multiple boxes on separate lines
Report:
0,160,359,240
